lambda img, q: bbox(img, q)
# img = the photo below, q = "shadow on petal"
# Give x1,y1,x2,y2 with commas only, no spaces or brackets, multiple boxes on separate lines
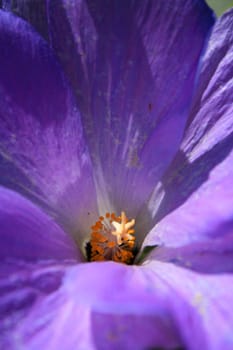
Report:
146,232,233,274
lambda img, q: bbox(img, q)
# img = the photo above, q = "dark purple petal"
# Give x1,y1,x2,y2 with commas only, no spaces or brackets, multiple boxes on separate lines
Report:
2,262,181,349
1,0,49,40
0,10,98,241
0,186,80,261
17,0,214,221
141,9,233,250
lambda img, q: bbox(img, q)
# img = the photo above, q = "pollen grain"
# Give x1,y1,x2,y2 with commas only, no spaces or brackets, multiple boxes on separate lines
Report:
88,211,135,264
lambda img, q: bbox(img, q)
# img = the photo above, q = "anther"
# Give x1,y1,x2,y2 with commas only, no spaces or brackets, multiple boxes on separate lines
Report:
88,211,136,264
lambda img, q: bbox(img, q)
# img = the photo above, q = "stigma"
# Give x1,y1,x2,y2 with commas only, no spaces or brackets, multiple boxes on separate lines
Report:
88,211,136,264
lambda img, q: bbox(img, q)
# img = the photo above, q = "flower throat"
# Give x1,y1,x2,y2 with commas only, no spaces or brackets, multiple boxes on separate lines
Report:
86,212,136,264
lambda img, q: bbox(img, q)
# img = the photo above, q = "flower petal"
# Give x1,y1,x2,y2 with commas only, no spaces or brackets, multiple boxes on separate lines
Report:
3,259,233,349
148,233,233,273
0,186,79,261
3,262,181,349
1,0,49,39
0,10,98,241
10,0,215,219
141,9,233,249
143,261,233,350
0,259,74,348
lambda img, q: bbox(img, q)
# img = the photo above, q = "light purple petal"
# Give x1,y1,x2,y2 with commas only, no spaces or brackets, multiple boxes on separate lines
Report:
0,259,75,348
141,9,233,250
143,261,233,350
148,233,233,273
28,0,214,221
3,262,181,349
0,10,98,242
0,186,80,261
3,260,233,349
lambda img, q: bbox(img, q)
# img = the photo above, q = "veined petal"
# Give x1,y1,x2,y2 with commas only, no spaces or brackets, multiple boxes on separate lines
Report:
3,260,233,349
148,233,233,273
11,0,215,220
0,259,75,348
0,10,98,242
1,0,49,39
143,261,233,350
0,186,79,261
141,9,233,250
3,261,181,349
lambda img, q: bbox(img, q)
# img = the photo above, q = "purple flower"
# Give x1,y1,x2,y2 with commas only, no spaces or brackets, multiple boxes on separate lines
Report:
0,0,233,348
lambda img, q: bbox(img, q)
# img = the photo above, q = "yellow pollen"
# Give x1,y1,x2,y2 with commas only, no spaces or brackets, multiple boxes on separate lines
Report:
88,211,136,264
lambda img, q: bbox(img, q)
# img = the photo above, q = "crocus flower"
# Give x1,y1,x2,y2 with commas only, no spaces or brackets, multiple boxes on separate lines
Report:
1,0,233,348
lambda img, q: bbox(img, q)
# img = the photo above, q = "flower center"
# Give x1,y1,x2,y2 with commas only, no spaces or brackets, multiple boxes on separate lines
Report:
87,211,136,264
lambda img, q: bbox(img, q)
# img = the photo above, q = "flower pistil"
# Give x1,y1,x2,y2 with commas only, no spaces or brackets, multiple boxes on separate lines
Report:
88,212,135,264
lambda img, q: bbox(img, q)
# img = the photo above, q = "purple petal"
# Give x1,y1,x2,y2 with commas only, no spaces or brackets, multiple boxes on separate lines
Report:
0,259,75,348
0,10,98,241
141,9,233,249
0,186,80,261
148,233,233,273
16,0,214,219
143,261,233,350
3,262,181,349
3,260,233,349
1,0,49,40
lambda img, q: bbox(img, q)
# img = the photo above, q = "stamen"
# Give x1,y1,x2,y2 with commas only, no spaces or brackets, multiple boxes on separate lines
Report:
88,211,136,264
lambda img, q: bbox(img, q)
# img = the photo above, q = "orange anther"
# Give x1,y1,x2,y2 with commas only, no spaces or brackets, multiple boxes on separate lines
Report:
107,241,116,249
88,211,136,264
